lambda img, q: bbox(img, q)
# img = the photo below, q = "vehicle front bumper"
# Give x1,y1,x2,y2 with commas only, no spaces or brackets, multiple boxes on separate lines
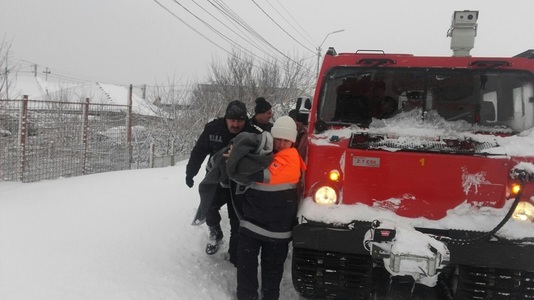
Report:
292,220,534,271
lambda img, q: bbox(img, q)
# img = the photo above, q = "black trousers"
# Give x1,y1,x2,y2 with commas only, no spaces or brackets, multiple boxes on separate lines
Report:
236,233,289,300
205,184,240,263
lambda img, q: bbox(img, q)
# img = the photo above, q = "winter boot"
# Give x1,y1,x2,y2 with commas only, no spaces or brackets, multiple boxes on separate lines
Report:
206,225,223,255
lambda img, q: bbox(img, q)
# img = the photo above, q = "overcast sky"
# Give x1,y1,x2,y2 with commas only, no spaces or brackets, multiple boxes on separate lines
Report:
2,0,533,87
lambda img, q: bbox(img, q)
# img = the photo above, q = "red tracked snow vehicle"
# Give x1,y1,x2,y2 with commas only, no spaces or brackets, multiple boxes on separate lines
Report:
292,11,534,299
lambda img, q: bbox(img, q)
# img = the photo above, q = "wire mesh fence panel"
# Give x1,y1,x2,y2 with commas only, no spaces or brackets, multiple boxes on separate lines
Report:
84,107,131,175
0,97,190,182
0,98,134,182
23,101,86,181
0,100,20,181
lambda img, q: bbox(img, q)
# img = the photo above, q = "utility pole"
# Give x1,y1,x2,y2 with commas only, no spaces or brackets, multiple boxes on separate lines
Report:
43,67,51,81
316,29,345,78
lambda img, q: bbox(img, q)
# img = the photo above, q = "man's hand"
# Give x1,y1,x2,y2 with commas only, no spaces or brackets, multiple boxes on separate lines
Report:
185,176,194,188
223,145,233,160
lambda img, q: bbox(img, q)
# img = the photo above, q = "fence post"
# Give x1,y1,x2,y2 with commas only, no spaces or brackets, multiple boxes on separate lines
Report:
18,95,28,182
170,140,175,166
149,142,155,168
126,84,133,169
81,98,89,175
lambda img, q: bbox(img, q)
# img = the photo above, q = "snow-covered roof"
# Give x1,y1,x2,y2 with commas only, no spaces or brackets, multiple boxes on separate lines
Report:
6,73,155,116
97,83,155,116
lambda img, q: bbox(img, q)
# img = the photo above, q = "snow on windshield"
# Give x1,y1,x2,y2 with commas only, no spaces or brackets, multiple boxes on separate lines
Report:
312,109,534,157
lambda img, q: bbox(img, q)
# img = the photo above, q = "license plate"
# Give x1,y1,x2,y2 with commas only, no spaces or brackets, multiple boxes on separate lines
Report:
353,156,380,168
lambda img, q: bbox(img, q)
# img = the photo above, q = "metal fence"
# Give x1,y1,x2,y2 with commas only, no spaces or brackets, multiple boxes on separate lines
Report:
0,96,137,182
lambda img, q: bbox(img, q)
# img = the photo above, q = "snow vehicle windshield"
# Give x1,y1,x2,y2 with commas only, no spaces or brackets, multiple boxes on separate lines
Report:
317,67,534,134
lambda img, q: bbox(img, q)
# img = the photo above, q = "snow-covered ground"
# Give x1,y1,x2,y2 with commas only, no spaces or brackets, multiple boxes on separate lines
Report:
0,160,300,299
2,133,534,298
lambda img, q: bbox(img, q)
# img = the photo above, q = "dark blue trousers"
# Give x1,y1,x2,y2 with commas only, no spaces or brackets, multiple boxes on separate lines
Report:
236,233,289,300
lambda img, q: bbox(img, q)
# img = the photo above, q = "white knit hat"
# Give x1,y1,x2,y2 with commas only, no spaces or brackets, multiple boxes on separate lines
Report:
271,116,297,143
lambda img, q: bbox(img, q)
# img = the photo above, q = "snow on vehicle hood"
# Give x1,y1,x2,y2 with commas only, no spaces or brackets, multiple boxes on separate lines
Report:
298,196,534,240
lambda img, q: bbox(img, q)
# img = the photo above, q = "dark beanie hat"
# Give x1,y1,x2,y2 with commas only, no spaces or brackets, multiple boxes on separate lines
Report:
254,97,272,114
225,100,247,120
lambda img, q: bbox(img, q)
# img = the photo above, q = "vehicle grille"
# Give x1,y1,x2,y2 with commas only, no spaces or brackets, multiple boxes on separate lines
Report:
456,265,534,299
292,247,373,299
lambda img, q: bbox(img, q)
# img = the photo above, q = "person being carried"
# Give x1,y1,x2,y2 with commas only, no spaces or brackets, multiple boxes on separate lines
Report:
187,100,252,261
226,116,306,300
249,97,274,133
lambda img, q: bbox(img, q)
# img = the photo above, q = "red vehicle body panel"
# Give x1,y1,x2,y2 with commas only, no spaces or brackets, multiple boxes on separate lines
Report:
306,141,511,219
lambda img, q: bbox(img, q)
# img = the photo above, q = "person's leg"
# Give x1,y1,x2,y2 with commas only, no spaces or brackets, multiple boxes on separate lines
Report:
228,216,239,265
226,184,243,266
236,234,261,300
260,240,289,300
205,185,226,240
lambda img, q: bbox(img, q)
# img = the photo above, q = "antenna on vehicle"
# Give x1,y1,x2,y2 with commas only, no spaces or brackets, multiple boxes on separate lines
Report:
447,10,479,57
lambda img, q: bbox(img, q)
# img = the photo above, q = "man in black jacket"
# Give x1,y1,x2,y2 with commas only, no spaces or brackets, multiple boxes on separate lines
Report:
186,100,251,261
249,97,273,133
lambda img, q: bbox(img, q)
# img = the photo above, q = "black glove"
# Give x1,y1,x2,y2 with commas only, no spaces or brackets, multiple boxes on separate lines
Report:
185,176,194,188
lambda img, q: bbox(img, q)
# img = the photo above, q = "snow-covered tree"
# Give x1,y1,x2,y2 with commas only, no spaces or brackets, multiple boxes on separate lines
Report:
0,38,15,100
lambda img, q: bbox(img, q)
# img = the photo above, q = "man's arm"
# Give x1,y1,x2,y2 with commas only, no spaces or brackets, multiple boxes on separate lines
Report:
185,127,211,187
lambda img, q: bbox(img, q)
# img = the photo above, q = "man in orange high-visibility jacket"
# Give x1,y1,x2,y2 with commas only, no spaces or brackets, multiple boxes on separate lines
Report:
228,116,306,300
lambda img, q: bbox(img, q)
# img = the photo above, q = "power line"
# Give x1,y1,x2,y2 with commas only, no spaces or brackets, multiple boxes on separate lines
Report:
251,0,315,54
158,0,313,74
46,72,91,84
205,0,314,72
17,59,131,85
16,60,154,89
271,0,317,47
200,0,270,55
208,0,293,58
169,0,269,65
153,0,233,57
167,0,282,76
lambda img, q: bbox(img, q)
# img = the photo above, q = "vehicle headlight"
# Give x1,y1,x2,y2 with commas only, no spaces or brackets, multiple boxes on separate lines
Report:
314,186,338,205
512,202,534,222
